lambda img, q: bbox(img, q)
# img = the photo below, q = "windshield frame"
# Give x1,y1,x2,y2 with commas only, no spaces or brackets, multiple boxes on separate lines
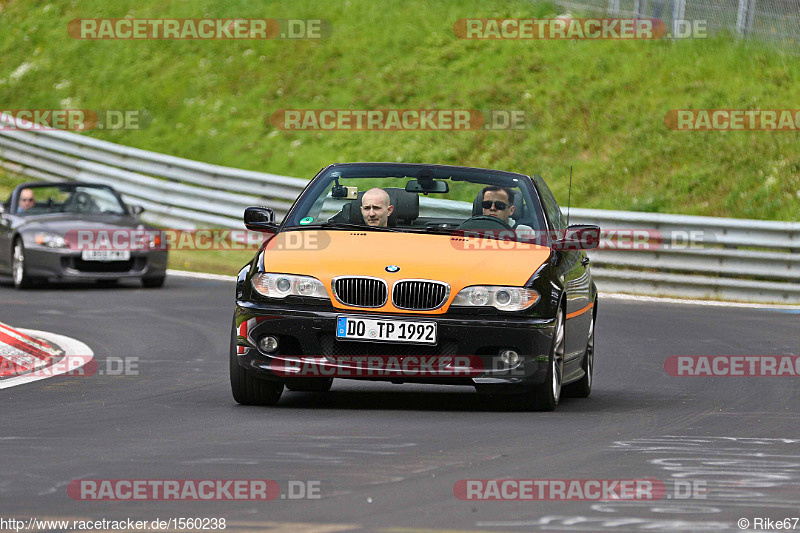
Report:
11,183,131,217
282,163,547,234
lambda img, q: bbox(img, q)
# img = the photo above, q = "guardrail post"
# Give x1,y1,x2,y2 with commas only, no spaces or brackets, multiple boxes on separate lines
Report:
736,0,755,37
671,0,686,38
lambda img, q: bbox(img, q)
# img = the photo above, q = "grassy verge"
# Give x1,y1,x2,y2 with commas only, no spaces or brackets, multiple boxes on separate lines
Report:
167,248,252,276
0,171,29,200
0,0,796,223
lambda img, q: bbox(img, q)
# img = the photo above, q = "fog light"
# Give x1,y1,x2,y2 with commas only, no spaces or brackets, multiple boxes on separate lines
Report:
499,349,520,367
258,335,279,353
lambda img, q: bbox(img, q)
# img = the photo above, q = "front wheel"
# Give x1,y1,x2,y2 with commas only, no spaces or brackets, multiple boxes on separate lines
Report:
141,276,165,288
229,318,283,405
12,240,35,290
515,307,565,411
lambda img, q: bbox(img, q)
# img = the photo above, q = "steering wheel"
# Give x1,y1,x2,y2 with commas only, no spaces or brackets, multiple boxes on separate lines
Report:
456,215,513,231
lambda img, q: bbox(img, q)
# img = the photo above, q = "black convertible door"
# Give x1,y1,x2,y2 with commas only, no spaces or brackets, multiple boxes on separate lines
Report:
532,175,592,365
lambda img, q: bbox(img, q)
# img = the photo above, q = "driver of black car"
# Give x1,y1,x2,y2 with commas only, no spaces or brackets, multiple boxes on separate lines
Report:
480,186,515,225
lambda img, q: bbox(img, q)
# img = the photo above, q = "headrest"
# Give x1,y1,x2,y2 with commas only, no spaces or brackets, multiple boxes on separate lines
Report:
345,187,419,226
472,189,525,220
385,187,419,224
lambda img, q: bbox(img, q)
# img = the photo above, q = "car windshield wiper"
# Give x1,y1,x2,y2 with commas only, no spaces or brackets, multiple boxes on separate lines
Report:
289,222,398,232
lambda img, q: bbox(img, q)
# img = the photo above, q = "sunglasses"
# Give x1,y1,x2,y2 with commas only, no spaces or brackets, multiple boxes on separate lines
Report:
482,200,509,210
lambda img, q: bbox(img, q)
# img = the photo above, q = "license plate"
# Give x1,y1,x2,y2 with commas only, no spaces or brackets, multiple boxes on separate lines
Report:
81,250,131,261
336,317,437,345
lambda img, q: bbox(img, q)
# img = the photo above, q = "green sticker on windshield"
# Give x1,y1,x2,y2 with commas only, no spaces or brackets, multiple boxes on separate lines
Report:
300,217,314,225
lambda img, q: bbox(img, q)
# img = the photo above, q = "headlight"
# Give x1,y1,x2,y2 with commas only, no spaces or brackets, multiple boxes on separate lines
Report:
452,286,540,311
34,232,68,248
252,273,329,300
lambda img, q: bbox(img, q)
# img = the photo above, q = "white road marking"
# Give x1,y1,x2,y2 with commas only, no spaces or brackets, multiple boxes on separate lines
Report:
0,329,93,389
167,269,235,281
600,291,800,310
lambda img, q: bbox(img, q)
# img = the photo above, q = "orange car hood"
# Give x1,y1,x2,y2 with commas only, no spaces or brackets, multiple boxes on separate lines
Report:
262,230,551,313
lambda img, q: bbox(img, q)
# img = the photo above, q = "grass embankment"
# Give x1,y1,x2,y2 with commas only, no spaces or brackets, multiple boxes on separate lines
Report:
1,0,798,275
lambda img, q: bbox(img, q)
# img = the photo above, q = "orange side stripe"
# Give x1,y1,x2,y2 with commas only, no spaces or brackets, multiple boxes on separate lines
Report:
566,302,594,320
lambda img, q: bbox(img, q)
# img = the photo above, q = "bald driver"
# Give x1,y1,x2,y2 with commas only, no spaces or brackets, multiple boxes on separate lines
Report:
360,188,394,227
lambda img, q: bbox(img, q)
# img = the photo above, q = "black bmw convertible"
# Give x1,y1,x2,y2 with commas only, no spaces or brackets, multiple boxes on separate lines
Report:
231,163,599,410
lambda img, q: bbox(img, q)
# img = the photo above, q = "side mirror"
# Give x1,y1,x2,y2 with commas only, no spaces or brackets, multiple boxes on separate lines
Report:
554,224,600,251
130,205,145,216
244,206,279,232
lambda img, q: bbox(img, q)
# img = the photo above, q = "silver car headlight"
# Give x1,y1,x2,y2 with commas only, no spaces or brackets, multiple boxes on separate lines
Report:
252,273,329,300
34,232,68,248
451,286,540,311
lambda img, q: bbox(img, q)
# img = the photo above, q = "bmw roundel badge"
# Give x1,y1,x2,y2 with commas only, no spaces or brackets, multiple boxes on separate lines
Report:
385,265,400,273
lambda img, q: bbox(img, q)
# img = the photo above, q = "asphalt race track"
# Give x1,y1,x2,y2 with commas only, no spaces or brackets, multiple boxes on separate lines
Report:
1,275,798,532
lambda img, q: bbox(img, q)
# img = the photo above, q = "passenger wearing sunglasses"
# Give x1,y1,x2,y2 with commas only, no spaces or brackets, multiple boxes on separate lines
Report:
480,186,515,225
17,188,35,213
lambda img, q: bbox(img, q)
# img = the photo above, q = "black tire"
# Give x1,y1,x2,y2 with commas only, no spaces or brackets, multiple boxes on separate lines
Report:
12,239,34,290
563,309,595,399
515,307,565,411
141,276,165,288
229,317,283,405
285,378,333,392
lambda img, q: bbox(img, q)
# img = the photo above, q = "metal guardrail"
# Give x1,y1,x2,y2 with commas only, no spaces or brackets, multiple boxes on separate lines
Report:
0,113,308,229
1,112,798,303
567,208,800,304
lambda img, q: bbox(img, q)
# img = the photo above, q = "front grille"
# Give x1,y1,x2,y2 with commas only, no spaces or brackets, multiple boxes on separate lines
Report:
332,277,387,307
392,280,449,310
319,333,458,358
70,258,138,273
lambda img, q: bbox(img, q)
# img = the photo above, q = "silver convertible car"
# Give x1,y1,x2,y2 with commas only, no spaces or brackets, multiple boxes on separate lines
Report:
0,182,168,289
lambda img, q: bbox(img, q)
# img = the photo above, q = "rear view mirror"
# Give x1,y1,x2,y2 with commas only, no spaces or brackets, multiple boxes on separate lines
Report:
244,206,279,232
405,179,449,194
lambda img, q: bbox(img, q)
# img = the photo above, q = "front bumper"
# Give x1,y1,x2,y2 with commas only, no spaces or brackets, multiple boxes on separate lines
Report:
24,247,168,281
234,300,557,391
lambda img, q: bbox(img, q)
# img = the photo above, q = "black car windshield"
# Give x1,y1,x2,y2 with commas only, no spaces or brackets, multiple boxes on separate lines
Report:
284,164,546,237
15,185,127,216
